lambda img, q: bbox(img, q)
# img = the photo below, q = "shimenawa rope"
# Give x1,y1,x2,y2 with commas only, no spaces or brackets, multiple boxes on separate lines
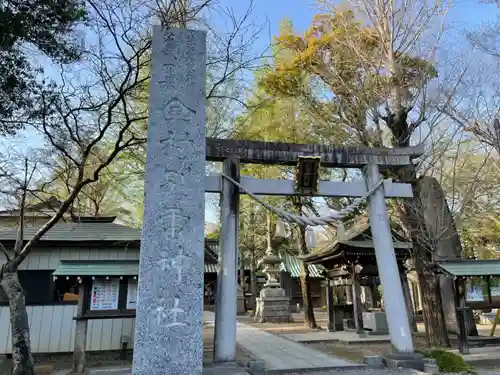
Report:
220,172,385,227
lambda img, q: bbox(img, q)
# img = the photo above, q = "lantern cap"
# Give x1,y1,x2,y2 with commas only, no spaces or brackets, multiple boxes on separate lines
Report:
258,253,282,267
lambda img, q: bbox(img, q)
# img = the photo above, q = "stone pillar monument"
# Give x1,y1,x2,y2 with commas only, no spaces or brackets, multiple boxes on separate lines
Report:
132,27,206,375
254,251,292,323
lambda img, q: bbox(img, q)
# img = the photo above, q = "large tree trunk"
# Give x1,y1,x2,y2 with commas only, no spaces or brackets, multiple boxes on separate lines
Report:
396,167,451,347
416,177,478,336
297,226,317,328
413,247,450,347
239,249,246,310
299,261,317,328
0,268,35,375
250,248,257,311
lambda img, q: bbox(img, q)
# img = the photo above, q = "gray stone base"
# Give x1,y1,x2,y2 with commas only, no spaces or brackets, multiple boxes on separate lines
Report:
254,288,293,323
237,296,246,315
423,362,439,374
255,296,293,323
73,364,250,375
237,286,246,315
367,330,389,336
246,360,266,375
384,352,425,371
363,355,384,369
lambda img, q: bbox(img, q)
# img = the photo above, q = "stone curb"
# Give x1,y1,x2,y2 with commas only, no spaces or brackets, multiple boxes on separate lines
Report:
265,364,367,374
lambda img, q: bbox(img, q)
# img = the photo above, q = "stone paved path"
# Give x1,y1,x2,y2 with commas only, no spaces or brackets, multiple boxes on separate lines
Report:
204,311,362,372
84,368,496,375
236,325,361,371
282,331,391,344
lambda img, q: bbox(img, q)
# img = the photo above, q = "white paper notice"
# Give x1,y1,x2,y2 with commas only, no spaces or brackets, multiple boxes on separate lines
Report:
90,279,120,310
466,285,484,302
126,279,138,309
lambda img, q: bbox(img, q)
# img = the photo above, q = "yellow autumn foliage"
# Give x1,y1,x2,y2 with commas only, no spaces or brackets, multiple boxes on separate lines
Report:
259,6,437,140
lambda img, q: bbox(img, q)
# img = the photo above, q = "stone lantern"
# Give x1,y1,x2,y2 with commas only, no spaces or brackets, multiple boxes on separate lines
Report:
254,247,293,323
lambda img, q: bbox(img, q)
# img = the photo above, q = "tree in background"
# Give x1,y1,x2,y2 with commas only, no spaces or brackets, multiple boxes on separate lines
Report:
34,147,135,222
257,0,473,345
0,0,86,134
233,74,323,327
441,0,499,151
74,0,267,226
238,198,267,308
32,0,266,228
0,0,254,372
0,0,151,371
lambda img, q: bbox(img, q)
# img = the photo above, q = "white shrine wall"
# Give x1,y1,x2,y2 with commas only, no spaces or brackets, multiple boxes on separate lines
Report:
0,247,140,354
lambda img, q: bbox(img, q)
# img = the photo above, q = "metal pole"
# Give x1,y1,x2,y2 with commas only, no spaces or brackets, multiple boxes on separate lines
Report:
364,163,414,353
214,156,240,362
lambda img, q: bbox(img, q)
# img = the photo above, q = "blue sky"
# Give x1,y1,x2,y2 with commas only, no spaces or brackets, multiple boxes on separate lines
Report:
7,0,498,222
219,0,498,53
203,0,499,224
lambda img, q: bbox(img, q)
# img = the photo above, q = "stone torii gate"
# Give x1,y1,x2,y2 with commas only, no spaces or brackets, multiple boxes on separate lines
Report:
132,26,423,375
206,139,423,363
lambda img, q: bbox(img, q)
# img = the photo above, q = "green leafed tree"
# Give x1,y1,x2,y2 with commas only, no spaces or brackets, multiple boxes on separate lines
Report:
0,0,86,133
234,76,325,328
257,0,474,345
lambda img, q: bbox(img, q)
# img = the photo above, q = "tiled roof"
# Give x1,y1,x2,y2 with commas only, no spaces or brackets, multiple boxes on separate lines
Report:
0,222,141,242
204,239,219,263
279,252,323,278
205,264,218,273
437,260,500,277
54,261,243,276
53,260,139,276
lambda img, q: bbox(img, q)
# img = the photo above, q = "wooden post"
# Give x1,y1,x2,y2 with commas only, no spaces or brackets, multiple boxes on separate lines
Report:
352,267,364,334
370,283,378,308
326,280,335,332
490,309,500,337
487,276,492,305
72,283,88,374
454,278,469,354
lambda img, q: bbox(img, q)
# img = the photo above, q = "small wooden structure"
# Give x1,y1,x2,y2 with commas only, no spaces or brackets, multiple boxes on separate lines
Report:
301,220,413,334
435,259,500,354
279,252,325,308
52,238,223,373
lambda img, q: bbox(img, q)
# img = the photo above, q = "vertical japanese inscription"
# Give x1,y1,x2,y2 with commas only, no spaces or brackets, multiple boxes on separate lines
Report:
133,27,205,375
156,208,191,282
156,297,187,328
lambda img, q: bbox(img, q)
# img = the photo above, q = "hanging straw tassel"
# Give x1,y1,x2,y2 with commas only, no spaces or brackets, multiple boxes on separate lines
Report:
275,219,287,239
